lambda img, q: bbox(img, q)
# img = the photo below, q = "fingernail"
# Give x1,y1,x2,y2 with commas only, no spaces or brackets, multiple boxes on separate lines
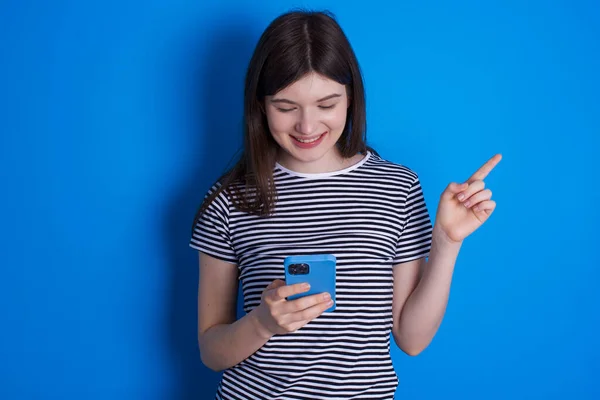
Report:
323,293,331,300
303,283,310,289
327,300,334,306
457,193,465,201
464,201,470,207
473,205,480,212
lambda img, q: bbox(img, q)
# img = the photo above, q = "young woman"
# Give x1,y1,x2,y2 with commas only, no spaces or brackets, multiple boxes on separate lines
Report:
190,10,501,400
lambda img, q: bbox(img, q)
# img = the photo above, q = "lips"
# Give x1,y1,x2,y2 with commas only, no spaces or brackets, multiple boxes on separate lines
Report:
289,131,328,149
291,131,327,143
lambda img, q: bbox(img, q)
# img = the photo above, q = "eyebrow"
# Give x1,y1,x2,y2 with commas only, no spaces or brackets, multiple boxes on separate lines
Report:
270,93,342,105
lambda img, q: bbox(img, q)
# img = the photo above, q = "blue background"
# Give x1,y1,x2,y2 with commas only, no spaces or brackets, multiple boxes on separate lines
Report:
1,0,599,399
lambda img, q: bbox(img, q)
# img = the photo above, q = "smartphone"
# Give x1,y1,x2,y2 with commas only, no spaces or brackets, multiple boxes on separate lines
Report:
284,254,336,312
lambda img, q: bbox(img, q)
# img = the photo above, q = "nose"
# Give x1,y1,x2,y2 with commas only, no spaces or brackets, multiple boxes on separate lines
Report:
295,109,318,135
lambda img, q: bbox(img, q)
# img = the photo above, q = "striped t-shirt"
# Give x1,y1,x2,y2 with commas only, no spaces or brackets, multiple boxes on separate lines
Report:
190,151,433,400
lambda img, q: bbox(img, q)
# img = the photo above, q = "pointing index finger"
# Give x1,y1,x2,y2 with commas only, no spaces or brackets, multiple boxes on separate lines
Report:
467,154,502,183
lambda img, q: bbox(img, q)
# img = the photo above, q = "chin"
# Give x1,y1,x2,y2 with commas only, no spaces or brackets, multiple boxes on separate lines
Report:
287,140,337,160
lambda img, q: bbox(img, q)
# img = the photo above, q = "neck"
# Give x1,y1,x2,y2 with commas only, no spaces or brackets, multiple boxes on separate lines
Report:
277,147,364,174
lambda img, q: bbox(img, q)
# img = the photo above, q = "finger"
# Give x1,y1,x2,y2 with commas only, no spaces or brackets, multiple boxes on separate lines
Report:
442,182,468,200
467,154,502,183
472,200,496,213
456,180,485,203
271,282,311,301
285,297,334,324
284,320,309,333
263,279,286,303
448,182,468,193
463,189,492,209
282,292,331,314
266,279,285,291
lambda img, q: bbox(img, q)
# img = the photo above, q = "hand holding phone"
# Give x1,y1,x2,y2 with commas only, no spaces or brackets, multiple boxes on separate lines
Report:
253,279,333,338
284,254,336,312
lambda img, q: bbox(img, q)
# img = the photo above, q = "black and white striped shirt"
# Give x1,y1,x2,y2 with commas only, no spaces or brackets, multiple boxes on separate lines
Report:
190,151,433,400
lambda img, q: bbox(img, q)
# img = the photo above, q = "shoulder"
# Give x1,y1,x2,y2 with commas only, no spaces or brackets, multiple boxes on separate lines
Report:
364,152,420,185
204,180,227,200
205,176,245,201
201,180,234,217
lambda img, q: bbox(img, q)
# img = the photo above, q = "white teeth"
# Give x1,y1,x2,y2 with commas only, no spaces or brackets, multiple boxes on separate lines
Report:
294,133,324,143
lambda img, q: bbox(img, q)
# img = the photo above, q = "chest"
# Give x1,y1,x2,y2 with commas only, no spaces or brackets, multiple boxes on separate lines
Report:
230,195,403,265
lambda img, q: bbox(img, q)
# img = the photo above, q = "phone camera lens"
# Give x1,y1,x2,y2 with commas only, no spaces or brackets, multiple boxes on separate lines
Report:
289,263,309,275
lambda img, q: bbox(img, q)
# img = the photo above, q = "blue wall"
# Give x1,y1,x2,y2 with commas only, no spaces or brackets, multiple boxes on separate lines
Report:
1,0,598,399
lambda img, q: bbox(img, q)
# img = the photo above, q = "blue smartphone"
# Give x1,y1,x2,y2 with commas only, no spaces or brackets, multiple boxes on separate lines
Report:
284,254,337,312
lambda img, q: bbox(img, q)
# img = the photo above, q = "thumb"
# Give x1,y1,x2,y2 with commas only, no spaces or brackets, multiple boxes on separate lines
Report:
266,279,285,291
443,182,468,200
263,279,286,299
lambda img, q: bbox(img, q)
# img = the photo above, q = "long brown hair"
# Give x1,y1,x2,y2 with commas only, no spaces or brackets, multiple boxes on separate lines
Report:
193,10,376,228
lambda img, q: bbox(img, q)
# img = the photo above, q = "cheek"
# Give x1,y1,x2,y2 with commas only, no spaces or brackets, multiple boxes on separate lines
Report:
324,108,348,131
266,112,293,135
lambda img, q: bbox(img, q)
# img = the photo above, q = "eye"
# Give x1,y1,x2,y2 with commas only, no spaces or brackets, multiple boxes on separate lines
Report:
277,107,296,113
319,104,336,110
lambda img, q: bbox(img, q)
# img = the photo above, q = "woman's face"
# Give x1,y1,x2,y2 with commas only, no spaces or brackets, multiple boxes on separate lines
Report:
264,72,349,173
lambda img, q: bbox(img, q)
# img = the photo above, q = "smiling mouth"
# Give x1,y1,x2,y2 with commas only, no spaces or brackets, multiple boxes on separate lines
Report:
291,132,327,143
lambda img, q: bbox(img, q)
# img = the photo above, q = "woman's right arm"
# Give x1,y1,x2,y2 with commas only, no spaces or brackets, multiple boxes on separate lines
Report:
197,252,333,371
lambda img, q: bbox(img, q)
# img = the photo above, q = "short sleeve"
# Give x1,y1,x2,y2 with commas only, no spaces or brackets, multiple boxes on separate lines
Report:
393,175,433,264
189,184,238,265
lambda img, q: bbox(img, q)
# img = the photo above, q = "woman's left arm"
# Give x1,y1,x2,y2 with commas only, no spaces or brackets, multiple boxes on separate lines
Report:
392,154,502,355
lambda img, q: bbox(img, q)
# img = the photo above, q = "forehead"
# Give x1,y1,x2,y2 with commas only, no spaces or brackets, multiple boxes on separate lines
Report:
273,72,345,100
